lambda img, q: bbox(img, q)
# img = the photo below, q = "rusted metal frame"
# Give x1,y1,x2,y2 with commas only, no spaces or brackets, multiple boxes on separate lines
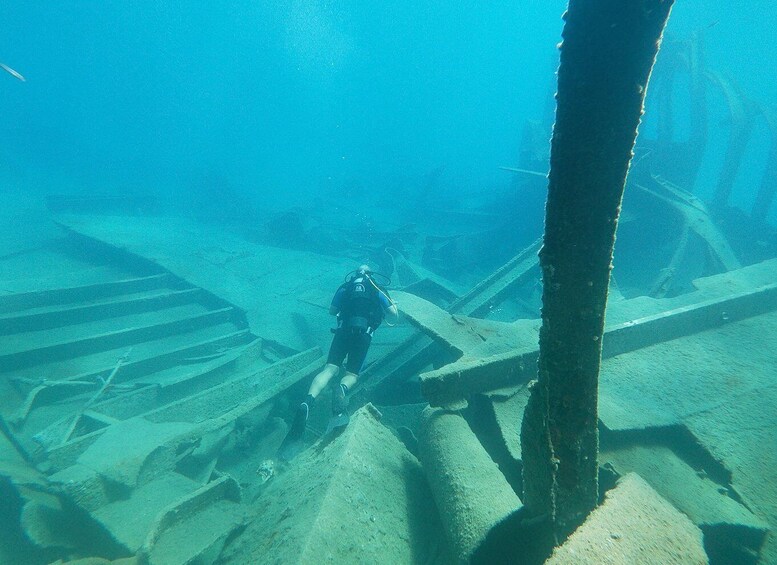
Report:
634,176,741,271
42,348,323,471
751,107,777,224
0,288,203,335
710,72,760,211
421,277,777,407
650,34,708,189
6,330,253,426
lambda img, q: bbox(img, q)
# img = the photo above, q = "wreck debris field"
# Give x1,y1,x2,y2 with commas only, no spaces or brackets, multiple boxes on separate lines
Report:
1,1,776,564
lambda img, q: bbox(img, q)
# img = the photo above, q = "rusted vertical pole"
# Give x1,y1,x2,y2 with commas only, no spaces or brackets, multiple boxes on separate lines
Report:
520,0,674,543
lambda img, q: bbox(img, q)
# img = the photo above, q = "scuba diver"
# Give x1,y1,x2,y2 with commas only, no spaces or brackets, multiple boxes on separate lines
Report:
278,264,397,460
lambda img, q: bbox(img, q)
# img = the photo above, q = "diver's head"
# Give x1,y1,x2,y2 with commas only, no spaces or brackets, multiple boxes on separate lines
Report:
358,264,372,276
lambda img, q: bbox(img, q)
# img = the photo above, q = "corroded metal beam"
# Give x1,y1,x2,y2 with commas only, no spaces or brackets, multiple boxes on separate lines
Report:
520,0,674,543
420,262,777,407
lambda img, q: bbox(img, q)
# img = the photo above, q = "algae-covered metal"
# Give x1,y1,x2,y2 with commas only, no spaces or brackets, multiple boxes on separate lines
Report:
520,0,675,543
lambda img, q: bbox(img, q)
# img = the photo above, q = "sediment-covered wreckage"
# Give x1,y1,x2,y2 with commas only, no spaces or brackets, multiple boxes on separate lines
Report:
2,2,777,565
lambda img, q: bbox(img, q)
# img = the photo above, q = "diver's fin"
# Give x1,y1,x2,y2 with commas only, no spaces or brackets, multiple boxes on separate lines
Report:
277,435,305,462
277,402,309,462
326,412,350,435
332,383,348,416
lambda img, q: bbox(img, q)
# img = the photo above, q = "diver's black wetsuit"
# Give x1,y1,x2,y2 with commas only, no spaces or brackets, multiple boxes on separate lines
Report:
326,274,391,375
277,271,393,461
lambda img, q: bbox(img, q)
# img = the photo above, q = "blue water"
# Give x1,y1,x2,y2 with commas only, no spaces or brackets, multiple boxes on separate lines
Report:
2,1,774,218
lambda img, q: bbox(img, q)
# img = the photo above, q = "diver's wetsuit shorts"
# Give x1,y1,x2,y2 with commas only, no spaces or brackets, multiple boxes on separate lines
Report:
327,327,372,374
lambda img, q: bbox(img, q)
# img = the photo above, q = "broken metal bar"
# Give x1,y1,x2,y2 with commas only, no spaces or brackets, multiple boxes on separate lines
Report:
648,223,690,297
0,288,203,335
5,329,254,421
44,348,323,473
60,348,132,445
0,274,173,315
0,307,241,371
